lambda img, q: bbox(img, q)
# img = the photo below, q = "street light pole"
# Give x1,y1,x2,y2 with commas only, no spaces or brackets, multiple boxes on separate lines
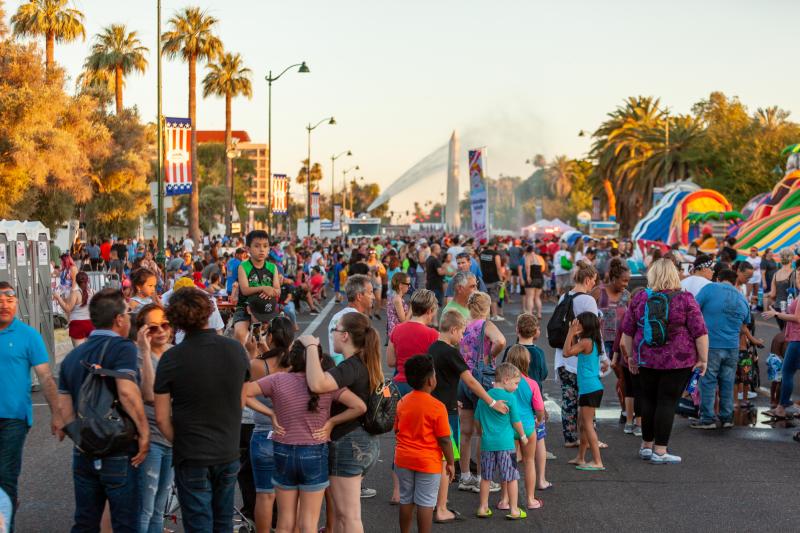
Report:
265,62,309,236
342,165,359,212
226,139,241,234
330,150,352,219
305,117,335,236
156,0,164,265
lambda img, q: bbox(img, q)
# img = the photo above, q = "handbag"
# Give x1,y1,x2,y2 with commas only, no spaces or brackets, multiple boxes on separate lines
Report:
467,321,494,402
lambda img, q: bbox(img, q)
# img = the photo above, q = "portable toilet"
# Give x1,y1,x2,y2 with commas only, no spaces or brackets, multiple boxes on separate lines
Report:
20,221,55,364
0,220,14,286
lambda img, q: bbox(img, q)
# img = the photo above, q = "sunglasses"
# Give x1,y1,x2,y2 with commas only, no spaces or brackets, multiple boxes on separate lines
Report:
0,289,17,298
147,322,171,331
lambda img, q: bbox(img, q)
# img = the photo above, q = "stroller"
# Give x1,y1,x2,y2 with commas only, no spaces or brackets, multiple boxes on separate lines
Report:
163,482,255,533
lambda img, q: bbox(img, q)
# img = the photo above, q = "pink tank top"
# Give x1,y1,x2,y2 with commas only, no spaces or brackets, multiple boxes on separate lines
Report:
785,299,800,342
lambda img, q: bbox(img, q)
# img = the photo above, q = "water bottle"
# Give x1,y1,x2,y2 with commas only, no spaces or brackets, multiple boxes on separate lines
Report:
788,293,794,311
686,368,701,394
758,287,764,309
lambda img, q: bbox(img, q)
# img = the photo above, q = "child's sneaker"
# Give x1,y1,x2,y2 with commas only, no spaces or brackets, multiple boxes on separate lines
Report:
488,480,501,493
638,447,653,461
623,423,635,434
650,452,681,465
633,425,642,437
458,474,480,493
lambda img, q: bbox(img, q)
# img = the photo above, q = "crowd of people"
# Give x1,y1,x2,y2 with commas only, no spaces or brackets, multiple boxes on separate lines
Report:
0,226,798,533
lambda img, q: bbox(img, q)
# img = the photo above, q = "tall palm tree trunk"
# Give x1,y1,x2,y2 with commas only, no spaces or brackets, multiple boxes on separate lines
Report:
45,31,54,71
188,53,200,245
225,93,232,235
114,64,123,115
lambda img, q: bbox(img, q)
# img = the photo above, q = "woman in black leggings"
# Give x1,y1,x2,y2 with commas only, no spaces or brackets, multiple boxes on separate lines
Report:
620,259,709,465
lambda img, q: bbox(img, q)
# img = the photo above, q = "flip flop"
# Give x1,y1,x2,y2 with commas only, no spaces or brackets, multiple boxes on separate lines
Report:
536,482,553,491
434,510,464,523
505,509,528,520
495,502,511,511
527,499,544,510
476,509,493,519
389,500,399,506
576,465,606,471
567,459,585,466
564,442,579,448
598,442,609,449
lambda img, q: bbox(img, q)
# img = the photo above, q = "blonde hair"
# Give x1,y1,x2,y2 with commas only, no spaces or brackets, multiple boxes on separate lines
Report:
515,313,539,338
409,289,438,317
647,258,682,291
779,248,794,265
495,362,521,382
504,345,530,377
573,261,598,284
467,291,491,319
439,309,466,332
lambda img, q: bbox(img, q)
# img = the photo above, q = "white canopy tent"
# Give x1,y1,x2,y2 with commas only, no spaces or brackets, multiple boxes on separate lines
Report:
522,218,576,236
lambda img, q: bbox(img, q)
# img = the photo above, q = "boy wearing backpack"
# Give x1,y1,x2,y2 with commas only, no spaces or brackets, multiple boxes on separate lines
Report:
57,289,150,532
395,354,455,533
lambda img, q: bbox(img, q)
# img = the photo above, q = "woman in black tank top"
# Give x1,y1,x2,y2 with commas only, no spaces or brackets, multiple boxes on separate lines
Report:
522,246,545,318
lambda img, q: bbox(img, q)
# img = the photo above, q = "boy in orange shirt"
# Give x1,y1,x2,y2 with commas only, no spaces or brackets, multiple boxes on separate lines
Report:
395,355,456,533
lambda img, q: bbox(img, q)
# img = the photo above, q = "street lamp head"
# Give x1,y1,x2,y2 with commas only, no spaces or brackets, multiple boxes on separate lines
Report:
328,117,336,125
298,61,310,73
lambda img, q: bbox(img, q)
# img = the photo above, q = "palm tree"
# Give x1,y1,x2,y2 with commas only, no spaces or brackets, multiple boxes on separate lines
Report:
11,0,85,71
546,156,578,198
203,52,253,234
162,7,223,243
754,106,789,131
83,24,148,115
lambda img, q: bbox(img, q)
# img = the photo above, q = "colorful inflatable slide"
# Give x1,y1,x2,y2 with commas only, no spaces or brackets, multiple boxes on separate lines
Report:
632,181,732,246
733,163,800,252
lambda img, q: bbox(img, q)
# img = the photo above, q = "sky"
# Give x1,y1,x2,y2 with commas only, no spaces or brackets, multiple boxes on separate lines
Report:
5,0,800,219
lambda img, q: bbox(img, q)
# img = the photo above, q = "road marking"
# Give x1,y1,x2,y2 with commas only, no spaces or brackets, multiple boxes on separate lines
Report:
301,298,337,337
543,393,623,421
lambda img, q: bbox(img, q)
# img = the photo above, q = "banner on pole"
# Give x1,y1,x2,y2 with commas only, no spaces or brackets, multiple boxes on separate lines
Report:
333,204,342,226
468,149,488,241
164,117,192,196
311,192,321,220
271,174,287,215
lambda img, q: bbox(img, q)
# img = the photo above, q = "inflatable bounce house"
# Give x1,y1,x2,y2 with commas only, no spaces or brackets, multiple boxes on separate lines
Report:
632,181,732,247
733,149,800,253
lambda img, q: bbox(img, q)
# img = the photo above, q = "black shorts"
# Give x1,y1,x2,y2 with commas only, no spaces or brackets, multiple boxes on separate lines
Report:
457,380,476,411
578,389,604,408
525,278,544,289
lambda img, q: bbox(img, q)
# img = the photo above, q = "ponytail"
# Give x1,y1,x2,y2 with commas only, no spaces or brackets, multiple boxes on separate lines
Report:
340,312,385,391
76,271,90,306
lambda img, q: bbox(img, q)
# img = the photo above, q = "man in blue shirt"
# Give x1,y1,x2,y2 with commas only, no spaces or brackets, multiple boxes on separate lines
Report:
226,248,246,294
693,269,761,429
0,281,61,531
58,289,149,532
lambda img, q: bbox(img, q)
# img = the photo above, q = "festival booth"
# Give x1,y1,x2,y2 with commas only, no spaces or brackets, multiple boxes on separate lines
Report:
733,150,800,253
522,218,576,238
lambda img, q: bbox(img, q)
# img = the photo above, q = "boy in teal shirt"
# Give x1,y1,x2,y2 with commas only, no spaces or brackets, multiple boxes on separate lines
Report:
474,363,528,520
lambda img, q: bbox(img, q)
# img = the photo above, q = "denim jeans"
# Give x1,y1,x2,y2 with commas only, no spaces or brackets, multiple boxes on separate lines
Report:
700,348,738,423
72,450,140,533
174,459,239,533
282,302,297,327
137,443,173,533
0,418,29,532
780,341,800,407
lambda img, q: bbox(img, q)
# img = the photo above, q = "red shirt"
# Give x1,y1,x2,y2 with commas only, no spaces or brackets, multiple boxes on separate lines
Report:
310,273,324,293
100,242,111,262
390,321,438,383
394,391,450,473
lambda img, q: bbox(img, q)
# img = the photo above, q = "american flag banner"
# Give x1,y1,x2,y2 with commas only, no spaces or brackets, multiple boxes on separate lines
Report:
311,192,321,220
272,174,288,215
164,117,193,196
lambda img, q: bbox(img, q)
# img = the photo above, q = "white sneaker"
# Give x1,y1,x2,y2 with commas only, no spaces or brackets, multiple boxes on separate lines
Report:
488,480,501,493
457,474,480,493
638,447,653,461
650,452,681,465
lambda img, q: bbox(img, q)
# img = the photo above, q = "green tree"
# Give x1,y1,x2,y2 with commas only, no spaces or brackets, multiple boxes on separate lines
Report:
296,159,323,188
0,33,109,230
202,51,252,234
162,6,223,243
82,24,148,115
84,109,152,237
11,0,85,71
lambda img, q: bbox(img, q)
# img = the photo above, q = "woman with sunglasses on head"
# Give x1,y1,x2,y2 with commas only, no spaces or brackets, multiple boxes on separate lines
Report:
135,303,175,533
304,312,384,533
387,272,411,341
245,316,293,533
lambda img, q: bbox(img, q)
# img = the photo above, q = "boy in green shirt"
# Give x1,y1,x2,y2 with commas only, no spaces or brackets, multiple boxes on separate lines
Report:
233,230,281,344
474,363,528,520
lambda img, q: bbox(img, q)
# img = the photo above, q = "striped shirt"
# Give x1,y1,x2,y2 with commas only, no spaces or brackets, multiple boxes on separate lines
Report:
257,372,343,445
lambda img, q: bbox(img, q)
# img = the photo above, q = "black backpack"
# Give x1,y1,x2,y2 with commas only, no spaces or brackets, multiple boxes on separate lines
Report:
547,292,586,349
361,379,400,435
64,340,138,458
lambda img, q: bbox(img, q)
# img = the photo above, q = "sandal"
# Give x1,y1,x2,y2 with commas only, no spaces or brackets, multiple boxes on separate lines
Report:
434,509,464,523
527,499,544,510
495,502,510,511
536,482,553,491
505,508,528,520
476,509,493,519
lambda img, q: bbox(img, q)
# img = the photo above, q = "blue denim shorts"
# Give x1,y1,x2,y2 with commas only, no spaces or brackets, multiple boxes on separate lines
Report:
272,442,329,492
328,426,380,478
250,430,275,493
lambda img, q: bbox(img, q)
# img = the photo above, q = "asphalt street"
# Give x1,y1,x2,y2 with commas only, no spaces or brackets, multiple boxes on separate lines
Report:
15,294,800,532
